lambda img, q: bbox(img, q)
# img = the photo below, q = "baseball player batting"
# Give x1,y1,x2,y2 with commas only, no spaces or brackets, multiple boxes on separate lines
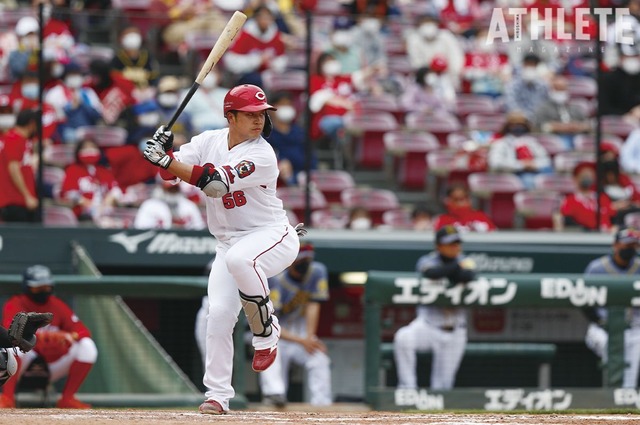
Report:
143,84,301,415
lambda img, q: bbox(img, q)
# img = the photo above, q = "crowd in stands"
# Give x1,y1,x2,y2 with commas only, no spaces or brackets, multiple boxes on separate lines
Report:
1,0,640,234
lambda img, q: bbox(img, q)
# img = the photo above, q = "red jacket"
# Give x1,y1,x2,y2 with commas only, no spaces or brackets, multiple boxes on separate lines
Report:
0,128,35,208
60,163,120,218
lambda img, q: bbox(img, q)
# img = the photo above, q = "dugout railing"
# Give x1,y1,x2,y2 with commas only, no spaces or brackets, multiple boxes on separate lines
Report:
364,271,637,411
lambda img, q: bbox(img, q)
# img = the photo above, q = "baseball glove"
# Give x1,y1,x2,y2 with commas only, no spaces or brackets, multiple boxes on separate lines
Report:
8,312,54,353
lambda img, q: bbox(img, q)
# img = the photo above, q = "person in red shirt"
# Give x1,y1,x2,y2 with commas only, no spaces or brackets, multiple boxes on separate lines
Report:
0,265,97,409
434,183,497,232
59,139,123,221
224,5,288,87
0,109,38,222
556,162,615,231
87,59,137,126
9,71,61,142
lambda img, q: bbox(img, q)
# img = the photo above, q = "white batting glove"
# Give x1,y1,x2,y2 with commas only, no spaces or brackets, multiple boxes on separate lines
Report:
143,140,173,169
152,125,174,152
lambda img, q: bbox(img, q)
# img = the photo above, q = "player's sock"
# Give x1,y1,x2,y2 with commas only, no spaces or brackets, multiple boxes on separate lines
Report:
61,361,92,399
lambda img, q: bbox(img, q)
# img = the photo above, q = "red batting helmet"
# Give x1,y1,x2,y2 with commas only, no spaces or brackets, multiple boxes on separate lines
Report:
223,84,276,116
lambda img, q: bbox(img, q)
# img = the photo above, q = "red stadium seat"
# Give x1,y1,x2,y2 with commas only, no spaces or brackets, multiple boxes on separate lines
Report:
76,126,128,148
297,169,355,204
601,115,637,139
357,94,406,124
45,144,75,168
468,172,525,228
514,190,562,229
383,130,440,190
262,70,307,98
573,134,623,153
455,94,499,120
553,151,596,174
405,112,461,145
382,209,413,230
276,186,327,220
533,174,575,194
529,133,569,157
566,76,596,100
310,208,350,229
98,207,139,228
340,187,400,225
43,206,78,227
465,113,507,133
344,111,399,169
42,166,65,200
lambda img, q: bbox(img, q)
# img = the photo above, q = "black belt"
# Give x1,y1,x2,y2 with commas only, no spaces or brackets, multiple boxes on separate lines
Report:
438,325,465,332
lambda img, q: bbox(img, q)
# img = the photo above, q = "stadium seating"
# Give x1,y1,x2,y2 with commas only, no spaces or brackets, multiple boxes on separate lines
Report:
514,190,562,229
357,94,406,124
468,172,525,228
530,133,569,157
573,134,623,153
43,205,78,227
405,112,461,145
553,151,596,174
383,130,440,190
45,144,75,168
262,70,307,101
310,208,350,229
340,187,400,225
344,111,399,169
601,115,637,139
566,75,596,100
297,169,355,204
276,186,327,220
381,209,413,230
76,126,128,148
42,166,66,200
454,94,499,120
465,113,507,134
533,173,575,194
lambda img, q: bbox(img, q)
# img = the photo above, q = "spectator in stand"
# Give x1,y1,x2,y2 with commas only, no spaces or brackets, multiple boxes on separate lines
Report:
87,59,137,126
504,54,550,121
0,265,97,409
156,76,193,148
405,14,465,87
462,28,510,97
351,7,388,69
111,26,160,92
347,206,373,230
126,100,163,149
59,139,122,222
434,183,496,232
601,47,640,124
0,109,38,222
400,66,454,114
0,96,15,134
598,143,640,226
324,17,362,75
183,67,229,133
9,69,61,142
487,112,553,190
437,0,481,37
411,203,435,231
8,16,40,81
554,161,614,231
343,0,393,18
258,243,332,407
393,225,475,390
134,179,205,230
534,74,591,150
224,5,287,87
45,61,103,144
621,128,640,175
267,92,316,185
161,0,228,55
582,227,640,388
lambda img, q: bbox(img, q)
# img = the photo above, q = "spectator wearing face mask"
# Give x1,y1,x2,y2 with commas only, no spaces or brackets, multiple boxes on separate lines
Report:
555,161,614,231
134,179,205,230
182,67,229,132
8,69,61,142
434,183,497,232
504,54,550,121
534,75,591,150
351,9,387,68
223,5,288,87
597,143,640,226
45,62,103,144
347,206,373,230
111,27,160,91
405,14,465,86
156,76,192,149
87,59,137,126
487,112,553,189
266,92,317,185
59,139,123,222
324,17,363,74
8,17,40,81
601,49,640,124
400,66,454,114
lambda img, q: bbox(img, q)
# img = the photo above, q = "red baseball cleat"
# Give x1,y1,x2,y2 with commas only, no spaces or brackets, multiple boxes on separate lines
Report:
56,397,91,409
252,346,277,372
0,395,15,408
199,399,226,415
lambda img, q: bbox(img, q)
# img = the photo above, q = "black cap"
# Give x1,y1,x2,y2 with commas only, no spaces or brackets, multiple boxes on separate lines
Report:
436,225,462,245
615,226,640,244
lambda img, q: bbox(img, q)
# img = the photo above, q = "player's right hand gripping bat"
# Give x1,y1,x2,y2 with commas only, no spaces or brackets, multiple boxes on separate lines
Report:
165,10,247,130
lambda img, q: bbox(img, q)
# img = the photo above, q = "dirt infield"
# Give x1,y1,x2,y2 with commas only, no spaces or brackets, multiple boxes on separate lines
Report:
2,409,640,425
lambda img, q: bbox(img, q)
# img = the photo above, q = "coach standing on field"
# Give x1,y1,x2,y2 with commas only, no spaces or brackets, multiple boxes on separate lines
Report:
142,84,301,415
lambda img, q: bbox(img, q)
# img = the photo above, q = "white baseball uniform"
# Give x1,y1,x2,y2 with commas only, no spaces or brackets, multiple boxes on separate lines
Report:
175,128,300,410
394,252,468,390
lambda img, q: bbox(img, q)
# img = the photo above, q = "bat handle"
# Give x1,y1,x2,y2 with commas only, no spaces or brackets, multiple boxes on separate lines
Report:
165,82,200,131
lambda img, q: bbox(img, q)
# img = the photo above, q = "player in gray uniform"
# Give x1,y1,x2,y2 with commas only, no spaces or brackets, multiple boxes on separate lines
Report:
258,243,332,406
583,226,640,388
393,225,476,390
